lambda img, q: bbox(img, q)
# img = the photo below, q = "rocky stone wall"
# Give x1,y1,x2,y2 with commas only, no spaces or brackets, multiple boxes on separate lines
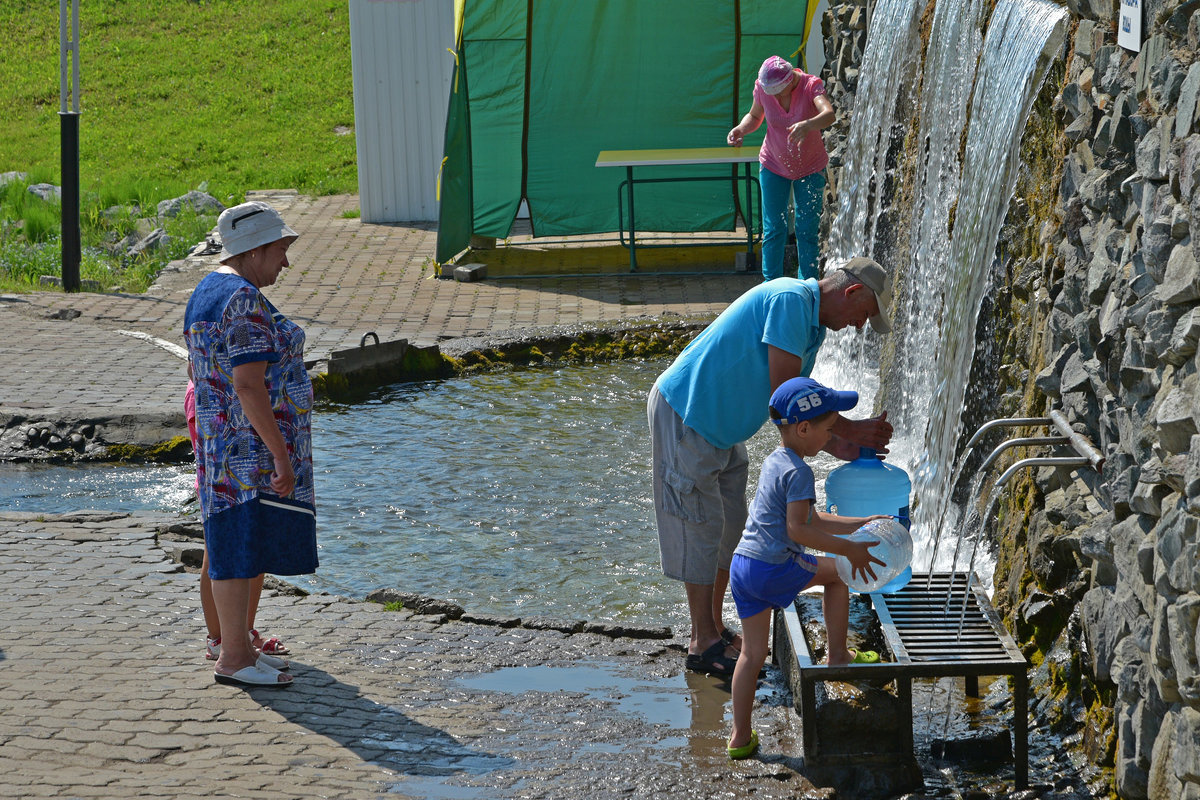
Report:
1011,5,1200,798
821,0,1200,796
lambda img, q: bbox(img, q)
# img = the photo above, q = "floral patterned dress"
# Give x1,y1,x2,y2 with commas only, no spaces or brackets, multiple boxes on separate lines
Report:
183,271,318,580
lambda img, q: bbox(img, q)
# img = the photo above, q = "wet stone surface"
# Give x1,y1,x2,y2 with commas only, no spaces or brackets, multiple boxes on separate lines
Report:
0,511,1102,799
0,511,816,800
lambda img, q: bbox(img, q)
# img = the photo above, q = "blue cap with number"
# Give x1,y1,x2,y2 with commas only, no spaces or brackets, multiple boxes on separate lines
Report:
769,377,859,425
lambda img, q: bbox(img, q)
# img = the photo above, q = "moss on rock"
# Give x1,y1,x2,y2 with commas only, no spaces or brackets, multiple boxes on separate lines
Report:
104,435,193,463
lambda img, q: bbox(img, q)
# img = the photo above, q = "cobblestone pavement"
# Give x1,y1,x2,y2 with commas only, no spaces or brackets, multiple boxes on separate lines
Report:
0,219,825,798
0,192,756,427
0,512,822,800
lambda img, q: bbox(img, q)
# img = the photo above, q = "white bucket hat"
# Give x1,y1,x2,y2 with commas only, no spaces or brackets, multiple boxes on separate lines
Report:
217,201,298,263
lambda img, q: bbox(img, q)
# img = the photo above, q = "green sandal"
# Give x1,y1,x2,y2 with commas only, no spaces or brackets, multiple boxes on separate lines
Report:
727,729,759,760
851,649,880,664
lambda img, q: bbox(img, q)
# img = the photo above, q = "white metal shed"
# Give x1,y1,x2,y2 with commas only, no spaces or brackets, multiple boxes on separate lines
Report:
349,0,455,223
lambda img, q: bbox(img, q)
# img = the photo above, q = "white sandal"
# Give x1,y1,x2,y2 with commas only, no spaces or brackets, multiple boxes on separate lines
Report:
214,662,292,688
206,636,289,671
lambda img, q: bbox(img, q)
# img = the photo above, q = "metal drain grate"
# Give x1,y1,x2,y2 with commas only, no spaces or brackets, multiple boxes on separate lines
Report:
776,571,1030,788
872,572,1027,665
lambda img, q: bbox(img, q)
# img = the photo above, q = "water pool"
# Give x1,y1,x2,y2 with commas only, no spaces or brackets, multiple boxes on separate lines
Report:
1,360,819,632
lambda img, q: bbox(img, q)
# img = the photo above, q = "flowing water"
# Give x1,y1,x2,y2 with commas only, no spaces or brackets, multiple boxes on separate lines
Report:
0,360,828,632
820,0,1068,588
816,0,924,416
908,0,1068,576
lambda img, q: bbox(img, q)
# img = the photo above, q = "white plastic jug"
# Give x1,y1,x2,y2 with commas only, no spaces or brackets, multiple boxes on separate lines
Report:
833,517,914,594
826,447,914,593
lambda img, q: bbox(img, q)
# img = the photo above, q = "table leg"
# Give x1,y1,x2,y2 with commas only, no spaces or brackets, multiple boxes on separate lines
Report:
742,163,754,262
626,165,637,272
1014,673,1028,789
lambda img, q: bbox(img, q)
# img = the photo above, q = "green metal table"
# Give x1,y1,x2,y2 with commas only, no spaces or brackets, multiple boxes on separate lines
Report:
595,146,761,272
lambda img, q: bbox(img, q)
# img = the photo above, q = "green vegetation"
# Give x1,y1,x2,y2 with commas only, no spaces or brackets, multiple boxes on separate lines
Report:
0,0,355,293
0,172,217,292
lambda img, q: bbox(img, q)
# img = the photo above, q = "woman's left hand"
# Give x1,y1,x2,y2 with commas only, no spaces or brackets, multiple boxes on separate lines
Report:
270,456,295,497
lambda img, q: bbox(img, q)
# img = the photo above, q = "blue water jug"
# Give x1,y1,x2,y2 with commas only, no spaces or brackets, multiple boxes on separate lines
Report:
826,447,913,593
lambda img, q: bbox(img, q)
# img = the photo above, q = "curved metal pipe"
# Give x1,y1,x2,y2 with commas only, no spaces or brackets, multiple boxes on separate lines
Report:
994,456,1092,490
963,417,1051,451
978,436,1070,473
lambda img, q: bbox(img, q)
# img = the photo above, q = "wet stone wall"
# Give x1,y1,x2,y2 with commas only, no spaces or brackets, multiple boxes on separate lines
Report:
1028,6,1200,800
820,0,1200,797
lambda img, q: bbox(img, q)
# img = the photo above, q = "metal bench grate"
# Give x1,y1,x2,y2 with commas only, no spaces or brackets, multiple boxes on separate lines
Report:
776,571,1029,788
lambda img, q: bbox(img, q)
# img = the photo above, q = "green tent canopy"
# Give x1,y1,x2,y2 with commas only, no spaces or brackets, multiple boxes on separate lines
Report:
436,0,818,264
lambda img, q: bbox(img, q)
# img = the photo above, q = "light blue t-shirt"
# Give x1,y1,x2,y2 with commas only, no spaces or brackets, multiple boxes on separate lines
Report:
655,278,825,449
735,446,815,564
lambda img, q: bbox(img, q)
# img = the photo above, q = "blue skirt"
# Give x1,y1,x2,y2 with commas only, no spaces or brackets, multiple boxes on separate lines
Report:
204,493,318,580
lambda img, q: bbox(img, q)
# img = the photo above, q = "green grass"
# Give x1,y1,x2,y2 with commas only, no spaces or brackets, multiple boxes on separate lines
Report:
0,1,357,293
0,182,220,293
0,0,356,202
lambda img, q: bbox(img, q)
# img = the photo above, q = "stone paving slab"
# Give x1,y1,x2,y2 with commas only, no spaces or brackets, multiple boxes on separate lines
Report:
0,193,757,431
0,512,822,800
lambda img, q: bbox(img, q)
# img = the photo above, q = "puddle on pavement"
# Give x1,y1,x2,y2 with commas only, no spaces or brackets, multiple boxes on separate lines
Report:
383,662,743,798
457,663,693,731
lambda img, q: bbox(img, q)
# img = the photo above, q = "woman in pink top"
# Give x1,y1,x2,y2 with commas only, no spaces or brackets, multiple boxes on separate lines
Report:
727,56,835,282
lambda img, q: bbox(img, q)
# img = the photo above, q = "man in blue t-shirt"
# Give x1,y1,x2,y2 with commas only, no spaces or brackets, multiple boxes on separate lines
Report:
646,257,895,677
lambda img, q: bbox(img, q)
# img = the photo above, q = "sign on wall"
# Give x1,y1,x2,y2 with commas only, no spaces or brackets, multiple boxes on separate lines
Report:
1118,0,1142,52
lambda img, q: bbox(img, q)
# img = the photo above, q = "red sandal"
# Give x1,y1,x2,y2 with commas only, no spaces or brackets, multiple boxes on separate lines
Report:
250,628,290,656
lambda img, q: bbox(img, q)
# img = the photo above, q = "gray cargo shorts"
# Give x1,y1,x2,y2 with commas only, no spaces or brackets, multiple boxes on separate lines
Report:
647,385,749,584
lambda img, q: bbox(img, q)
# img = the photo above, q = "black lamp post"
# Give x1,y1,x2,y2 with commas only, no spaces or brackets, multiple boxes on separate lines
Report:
59,0,81,292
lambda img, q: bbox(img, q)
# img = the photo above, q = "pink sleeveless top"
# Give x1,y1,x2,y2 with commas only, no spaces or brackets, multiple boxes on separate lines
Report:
754,71,829,181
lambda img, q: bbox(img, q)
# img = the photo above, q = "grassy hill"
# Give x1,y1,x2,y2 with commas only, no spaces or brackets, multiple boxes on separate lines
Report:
0,0,356,201
0,0,357,292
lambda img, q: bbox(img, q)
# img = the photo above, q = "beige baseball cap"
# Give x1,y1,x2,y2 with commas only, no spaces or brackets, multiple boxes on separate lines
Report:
841,257,893,334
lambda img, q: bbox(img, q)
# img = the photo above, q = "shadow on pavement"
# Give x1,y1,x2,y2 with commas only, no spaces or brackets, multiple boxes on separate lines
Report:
249,662,513,779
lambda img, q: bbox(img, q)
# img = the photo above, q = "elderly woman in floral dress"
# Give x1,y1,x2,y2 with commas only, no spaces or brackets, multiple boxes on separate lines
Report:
183,200,318,688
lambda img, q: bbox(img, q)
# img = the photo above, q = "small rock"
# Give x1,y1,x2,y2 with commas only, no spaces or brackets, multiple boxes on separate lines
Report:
522,616,585,634
27,182,61,202
583,622,673,640
156,190,224,220
459,612,522,628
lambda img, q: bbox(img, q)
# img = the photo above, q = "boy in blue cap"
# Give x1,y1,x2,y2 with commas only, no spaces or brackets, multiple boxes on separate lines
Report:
726,376,889,760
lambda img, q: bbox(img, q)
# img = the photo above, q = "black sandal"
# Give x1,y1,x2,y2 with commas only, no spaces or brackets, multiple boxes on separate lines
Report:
686,639,738,677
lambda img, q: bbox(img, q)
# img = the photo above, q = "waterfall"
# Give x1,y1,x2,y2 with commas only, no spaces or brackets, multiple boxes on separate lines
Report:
910,0,1068,573
887,0,987,442
814,0,923,401
826,0,924,266
818,0,1068,580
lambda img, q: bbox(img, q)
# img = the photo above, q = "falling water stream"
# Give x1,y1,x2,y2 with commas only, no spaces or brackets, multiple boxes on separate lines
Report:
820,0,1067,594
910,0,1068,584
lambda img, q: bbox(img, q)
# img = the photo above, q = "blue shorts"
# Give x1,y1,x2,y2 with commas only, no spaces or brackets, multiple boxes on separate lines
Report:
730,552,819,619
